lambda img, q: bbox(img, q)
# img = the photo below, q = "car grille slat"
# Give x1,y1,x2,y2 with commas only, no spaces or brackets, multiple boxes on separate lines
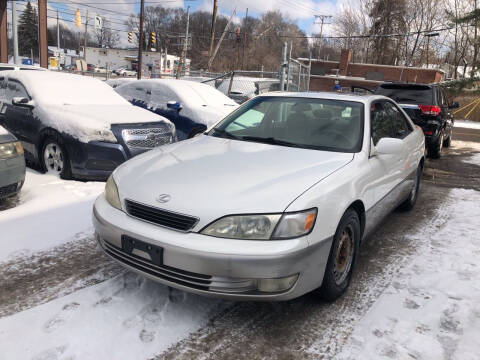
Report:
121,127,172,150
102,240,212,291
125,199,198,231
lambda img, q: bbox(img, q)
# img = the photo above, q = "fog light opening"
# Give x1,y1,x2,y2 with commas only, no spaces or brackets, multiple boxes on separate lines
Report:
257,274,299,293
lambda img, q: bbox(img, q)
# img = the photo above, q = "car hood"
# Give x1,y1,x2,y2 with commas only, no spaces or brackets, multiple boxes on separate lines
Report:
114,135,353,228
34,104,173,143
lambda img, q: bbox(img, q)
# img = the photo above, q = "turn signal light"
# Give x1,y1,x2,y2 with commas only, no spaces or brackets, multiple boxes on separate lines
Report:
418,105,441,116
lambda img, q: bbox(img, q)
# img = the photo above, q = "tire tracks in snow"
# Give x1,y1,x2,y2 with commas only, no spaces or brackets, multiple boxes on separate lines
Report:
0,230,122,318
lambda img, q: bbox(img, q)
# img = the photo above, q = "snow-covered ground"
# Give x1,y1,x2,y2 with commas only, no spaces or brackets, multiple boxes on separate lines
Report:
0,170,104,262
454,120,480,130
463,153,480,166
337,189,480,360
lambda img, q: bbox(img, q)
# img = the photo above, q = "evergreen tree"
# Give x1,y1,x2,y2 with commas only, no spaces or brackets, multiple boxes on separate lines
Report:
18,1,38,57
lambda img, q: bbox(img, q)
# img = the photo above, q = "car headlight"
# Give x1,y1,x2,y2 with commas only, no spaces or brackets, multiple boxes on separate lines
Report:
97,129,117,143
0,141,24,159
105,175,122,210
201,208,317,240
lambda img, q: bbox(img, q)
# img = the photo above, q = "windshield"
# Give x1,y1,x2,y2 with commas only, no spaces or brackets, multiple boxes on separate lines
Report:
177,82,237,107
375,84,433,104
209,96,364,152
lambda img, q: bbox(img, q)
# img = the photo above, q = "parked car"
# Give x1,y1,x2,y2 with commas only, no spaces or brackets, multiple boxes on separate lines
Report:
0,63,46,72
94,66,108,74
216,77,279,103
117,68,137,77
374,82,458,158
0,125,26,200
105,78,137,89
87,63,95,72
93,92,425,301
115,79,238,140
0,71,176,180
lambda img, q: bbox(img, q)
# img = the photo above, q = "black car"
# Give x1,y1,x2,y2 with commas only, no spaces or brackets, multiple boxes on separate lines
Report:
0,71,175,180
374,82,458,158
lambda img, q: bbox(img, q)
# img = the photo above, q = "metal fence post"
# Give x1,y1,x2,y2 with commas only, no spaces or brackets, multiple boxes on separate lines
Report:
280,42,287,91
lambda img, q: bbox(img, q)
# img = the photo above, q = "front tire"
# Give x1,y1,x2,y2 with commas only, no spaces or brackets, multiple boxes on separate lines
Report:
443,134,452,148
317,209,360,302
41,135,72,179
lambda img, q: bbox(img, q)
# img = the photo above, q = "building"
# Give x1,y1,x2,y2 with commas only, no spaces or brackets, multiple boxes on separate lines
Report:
300,49,445,92
84,47,190,75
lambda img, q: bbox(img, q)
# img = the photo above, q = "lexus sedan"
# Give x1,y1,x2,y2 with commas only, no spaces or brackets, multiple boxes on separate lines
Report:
0,71,175,180
93,92,425,301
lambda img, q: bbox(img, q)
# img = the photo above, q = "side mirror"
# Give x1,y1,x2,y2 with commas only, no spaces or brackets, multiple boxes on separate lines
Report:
374,137,404,155
12,97,34,108
449,101,459,109
167,100,182,112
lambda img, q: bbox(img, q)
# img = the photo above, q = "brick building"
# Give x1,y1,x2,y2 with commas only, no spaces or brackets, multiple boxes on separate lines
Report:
300,49,445,92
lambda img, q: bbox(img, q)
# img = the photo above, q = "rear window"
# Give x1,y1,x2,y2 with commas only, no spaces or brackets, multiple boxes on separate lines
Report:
375,84,433,104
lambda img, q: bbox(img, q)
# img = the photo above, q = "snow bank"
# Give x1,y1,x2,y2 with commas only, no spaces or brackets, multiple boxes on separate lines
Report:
0,169,104,262
454,120,480,130
0,271,227,360
463,153,480,166
337,188,480,360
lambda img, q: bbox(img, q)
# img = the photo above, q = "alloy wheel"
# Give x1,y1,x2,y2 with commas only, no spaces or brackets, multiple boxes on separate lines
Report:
43,143,64,174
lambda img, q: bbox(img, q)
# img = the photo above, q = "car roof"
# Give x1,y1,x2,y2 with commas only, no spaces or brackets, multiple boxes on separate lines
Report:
260,91,389,104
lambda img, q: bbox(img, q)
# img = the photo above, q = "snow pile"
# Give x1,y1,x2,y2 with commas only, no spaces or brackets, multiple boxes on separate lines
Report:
337,188,480,360
454,120,480,130
0,169,104,262
0,271,227,360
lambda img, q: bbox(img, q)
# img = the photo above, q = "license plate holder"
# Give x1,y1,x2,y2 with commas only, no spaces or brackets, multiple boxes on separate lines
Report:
121,235,163,266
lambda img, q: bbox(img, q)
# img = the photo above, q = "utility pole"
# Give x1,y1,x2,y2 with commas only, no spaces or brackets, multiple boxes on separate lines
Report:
0,0,7,64
57,10,60,51
38,0,47,68
12,0,19,64
280,42,287,91
241,8,248,70
208,0,218,60
314,15,332,60
176,6,190,79
207,8,236,71
83,10,88,61
425,32,439,68
137,0,145,79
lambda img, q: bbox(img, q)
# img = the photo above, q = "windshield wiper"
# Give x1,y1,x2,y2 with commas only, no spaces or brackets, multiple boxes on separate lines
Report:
239,136,306,148
212,128,239,139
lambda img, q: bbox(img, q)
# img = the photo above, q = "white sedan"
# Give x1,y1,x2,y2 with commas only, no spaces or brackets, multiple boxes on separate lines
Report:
93,92,425,301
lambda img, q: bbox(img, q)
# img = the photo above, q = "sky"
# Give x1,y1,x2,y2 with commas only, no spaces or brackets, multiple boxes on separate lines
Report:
20,0,346,47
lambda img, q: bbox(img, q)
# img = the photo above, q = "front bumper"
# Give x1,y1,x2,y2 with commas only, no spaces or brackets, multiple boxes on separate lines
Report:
93,195,333,301
0,155,26,199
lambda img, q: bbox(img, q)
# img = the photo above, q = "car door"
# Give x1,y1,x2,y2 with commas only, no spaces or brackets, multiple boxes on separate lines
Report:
365,101,408,227
3,79,38,157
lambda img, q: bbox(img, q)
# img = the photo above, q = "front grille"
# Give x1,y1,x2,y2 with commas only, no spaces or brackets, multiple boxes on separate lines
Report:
102,240,212,291
121,127,172,149
125,199,198,232
0,183,18,197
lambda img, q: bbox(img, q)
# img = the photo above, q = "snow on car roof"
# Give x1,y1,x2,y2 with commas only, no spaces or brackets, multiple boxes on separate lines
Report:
3,70,129,106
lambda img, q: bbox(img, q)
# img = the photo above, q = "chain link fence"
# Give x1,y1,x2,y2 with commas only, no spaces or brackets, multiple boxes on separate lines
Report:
286,58,311,92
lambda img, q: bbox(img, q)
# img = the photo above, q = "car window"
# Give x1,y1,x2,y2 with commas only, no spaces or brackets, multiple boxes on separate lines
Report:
0,77,7,102
371,102,393,145
150,84,177,108
7,80,29,100
375,84,433,104
384,102,412,139
213,96,364,153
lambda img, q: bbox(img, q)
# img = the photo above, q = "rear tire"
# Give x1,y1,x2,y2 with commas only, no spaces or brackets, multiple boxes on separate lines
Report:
398,164,422,212
41,134,72,180
443,134,451,148
427,132,443,159
317,209,360,302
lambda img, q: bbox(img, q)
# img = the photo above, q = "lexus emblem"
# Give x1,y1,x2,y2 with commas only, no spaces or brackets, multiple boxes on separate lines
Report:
156,194,171,203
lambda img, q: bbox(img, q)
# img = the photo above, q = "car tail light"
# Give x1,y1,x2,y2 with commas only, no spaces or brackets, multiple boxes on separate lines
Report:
418,105,441,116
424,130,433,135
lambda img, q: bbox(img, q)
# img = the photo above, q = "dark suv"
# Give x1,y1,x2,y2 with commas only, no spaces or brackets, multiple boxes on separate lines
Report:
374,82,458,158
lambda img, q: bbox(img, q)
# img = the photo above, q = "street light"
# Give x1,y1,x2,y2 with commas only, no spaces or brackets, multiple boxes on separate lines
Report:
425,32,440,67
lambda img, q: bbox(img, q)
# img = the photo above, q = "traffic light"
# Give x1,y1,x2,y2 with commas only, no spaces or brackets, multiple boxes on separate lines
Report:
75,9,82,28
128,32,133,43
150,32,156,45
